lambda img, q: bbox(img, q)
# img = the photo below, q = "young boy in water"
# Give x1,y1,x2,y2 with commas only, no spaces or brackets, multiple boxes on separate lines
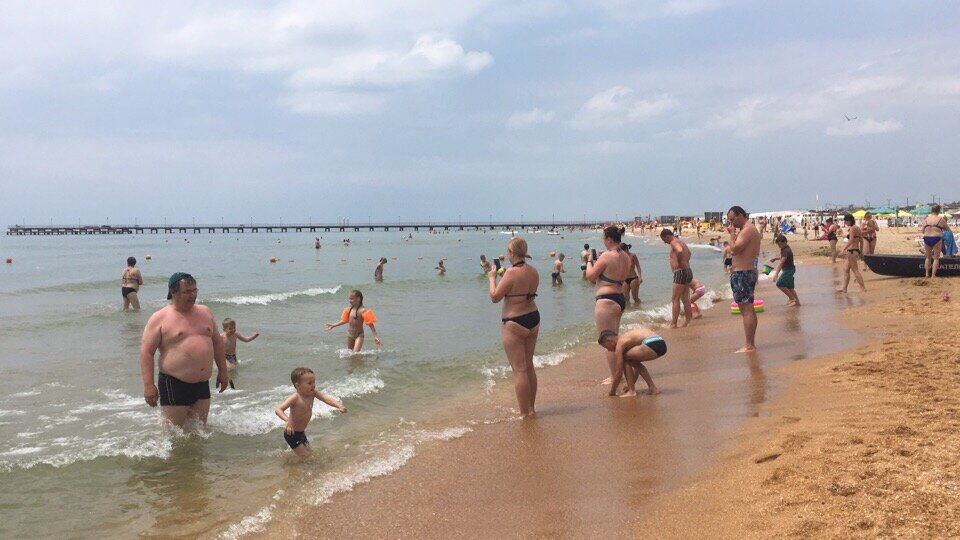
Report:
222,318,259,371
552,253,565,285
721,241,733,273
275,367,347,457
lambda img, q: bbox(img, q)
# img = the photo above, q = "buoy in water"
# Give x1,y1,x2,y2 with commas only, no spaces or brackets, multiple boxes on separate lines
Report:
269,257,278,263
145,255,152,260
549,251,556,257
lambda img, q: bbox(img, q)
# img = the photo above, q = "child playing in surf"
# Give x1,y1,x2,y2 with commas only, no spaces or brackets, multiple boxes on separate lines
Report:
721,241,732,273
772,235,800,306
275,367,347,457
325,290,381,352
222,318,259,370
552,253,565,285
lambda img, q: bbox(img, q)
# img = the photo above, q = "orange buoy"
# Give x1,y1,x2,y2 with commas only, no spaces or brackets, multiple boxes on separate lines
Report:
145,254,152,260
269,257,278,263
549,251,556,257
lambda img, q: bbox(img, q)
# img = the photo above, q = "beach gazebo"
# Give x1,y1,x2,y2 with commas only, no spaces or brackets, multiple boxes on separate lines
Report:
909,205,933,215
870,206,896,216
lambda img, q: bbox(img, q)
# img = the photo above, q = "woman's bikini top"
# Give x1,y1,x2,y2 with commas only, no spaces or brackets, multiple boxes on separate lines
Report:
122,269,137,284
923,218,944,232
597,249,628,285
504,261,538,299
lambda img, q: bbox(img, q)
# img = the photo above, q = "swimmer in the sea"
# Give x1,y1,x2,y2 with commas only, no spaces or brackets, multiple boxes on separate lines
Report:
598,328,666,397
479,254,492,275
221,318,259,387
552,253,565,285
375,257,387,281
121,256,143,312
275,367,347,457
580,244,590,279
325,290,381,352
436,260,446,276
621,243,642,305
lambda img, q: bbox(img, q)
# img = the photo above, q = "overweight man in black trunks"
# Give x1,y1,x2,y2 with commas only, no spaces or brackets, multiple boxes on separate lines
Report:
139,272,229,427
660,229,693,328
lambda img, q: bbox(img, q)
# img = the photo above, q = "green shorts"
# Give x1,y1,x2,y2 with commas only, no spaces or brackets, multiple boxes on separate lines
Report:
776,268,796,289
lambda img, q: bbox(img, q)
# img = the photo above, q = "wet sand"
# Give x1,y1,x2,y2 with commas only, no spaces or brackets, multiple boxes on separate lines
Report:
637,241,960,538
259,264,860,538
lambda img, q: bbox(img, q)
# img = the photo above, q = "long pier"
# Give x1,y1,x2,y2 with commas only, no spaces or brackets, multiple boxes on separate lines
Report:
6,221,612,236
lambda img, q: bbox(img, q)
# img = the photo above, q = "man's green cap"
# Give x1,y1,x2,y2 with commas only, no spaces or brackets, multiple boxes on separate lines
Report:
167,272,193,299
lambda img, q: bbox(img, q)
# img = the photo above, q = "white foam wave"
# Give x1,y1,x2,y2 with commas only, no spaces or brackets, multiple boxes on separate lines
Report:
9,390,40,398
208,371,383,436
212,286,342,306
336,348,385,359
533,351,571,368
689,244,723,251
0,431,174,472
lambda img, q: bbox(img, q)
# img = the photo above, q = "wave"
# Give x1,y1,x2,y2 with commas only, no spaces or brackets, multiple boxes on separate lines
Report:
220,425,471,539
207,371,384,437
206,286,342,306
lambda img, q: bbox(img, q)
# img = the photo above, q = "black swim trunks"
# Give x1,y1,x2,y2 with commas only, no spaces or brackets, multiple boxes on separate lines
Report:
225,353,238,364
122,287,136,298
284,430,309,449
157,372,210,406
673,268,693,285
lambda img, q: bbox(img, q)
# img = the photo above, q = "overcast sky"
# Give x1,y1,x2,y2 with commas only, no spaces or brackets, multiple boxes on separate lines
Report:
2,1,959,225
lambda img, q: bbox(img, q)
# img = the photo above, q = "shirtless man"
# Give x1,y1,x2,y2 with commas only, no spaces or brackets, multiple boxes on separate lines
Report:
659,229,693,328
139,272,229,427
726,206,762,353
598,328,667,397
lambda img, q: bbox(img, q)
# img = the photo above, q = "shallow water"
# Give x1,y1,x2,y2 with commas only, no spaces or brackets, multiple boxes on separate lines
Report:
0,229,730,538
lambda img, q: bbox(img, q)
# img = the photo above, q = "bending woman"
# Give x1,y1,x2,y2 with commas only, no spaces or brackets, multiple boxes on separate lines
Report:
489,237,540,418
325,289,381,352
586,226,631,385
922,204,948,278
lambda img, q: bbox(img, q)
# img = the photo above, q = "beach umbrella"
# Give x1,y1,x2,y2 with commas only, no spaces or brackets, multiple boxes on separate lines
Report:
897,210,912,218
870,206,896,215
909,205,932,215
852,209,867,219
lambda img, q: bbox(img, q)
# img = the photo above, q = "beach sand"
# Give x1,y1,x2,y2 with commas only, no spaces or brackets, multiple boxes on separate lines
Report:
256,227,958,539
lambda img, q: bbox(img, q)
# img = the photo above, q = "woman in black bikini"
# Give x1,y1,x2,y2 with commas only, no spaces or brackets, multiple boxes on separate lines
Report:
922,204,948,278
621,243,643,305
489,237,540,418
861,211,879,256
121,257,143,312
586,226,631,385
838,214,866,293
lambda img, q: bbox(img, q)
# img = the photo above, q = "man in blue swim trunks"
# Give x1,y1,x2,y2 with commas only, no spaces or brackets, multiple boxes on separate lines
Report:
599,328,667,397
726,206,762,353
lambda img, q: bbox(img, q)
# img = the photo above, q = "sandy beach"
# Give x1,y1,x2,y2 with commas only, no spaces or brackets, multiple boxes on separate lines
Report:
254,226,959,539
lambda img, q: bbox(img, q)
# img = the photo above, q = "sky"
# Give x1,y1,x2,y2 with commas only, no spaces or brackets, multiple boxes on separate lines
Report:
2,0,960,225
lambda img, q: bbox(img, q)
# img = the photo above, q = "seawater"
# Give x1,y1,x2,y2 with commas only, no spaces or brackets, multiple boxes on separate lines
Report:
0,230,730,538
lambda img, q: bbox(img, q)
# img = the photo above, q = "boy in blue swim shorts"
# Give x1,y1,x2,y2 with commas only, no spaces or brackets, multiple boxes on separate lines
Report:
772,235,800,307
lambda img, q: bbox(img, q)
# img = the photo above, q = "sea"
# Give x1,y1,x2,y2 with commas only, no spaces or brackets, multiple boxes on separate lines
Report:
0,228,731,538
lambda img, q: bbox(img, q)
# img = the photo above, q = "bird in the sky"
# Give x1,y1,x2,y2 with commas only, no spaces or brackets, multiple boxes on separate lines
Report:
844,114,858,121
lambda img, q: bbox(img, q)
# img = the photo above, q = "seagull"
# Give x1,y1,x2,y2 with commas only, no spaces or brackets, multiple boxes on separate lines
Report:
844,114,858,121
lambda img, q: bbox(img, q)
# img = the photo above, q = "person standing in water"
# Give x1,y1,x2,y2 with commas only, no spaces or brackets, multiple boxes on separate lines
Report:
580,244,590,279
489,237,540,418
621,243,643,305
139,272,229,427
659,229,693,328
586,226,631,385
838,214,866,293
726,206,762,353
374,257,387,281
825,218,840,264
479,254,492,275
552,253,565,285
325,290,381,352
121,257,143,312
436,260,446,276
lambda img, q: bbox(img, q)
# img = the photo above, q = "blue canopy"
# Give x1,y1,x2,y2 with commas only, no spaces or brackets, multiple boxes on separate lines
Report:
909,205,933,215
870,206,896,215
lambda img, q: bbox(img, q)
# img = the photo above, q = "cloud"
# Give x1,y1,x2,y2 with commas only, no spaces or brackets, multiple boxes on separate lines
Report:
828,76,906,98
571,86,677,129
287,36,492,89
825,118,903,137
507,108,557,128
705,94,825,136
